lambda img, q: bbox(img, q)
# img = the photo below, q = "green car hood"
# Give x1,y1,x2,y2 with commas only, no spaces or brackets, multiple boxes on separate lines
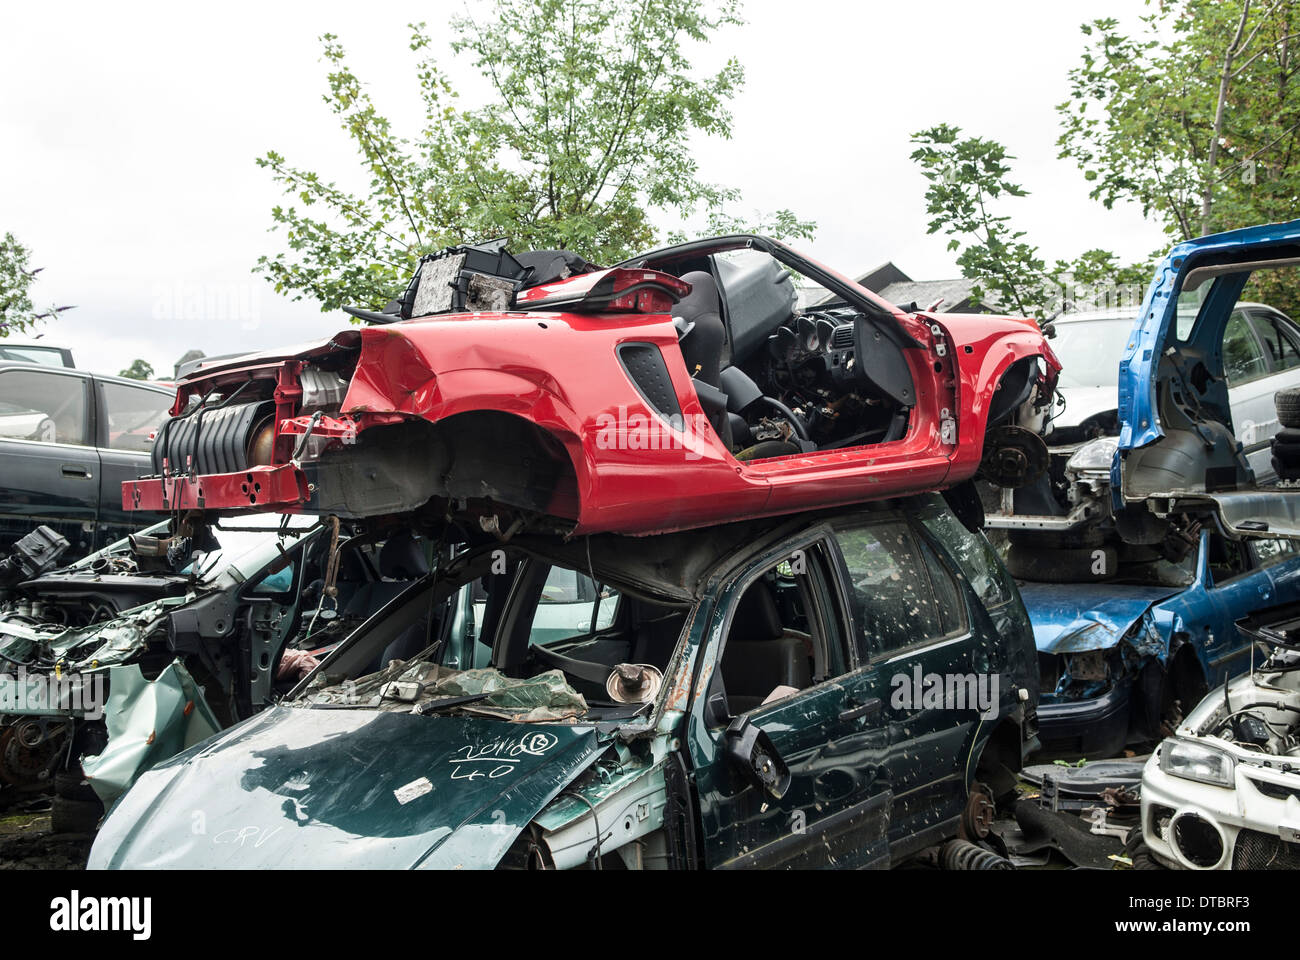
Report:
87,704,607,869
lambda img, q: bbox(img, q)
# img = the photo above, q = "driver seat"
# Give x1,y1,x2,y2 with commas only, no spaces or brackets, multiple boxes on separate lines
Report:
672,271,725,388
672,271,732,446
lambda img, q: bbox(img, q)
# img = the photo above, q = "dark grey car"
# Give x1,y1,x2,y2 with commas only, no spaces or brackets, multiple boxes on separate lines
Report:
0,362,172,558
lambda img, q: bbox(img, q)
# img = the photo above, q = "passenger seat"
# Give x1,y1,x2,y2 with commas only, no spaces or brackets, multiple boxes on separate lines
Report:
341,533,433,672
720,581,812,713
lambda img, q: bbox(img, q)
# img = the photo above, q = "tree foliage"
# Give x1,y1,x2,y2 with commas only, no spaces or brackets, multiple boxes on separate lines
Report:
0,232,70,337
910,125,1150,319
1059,0,1300,242
119,359,155,381
256,0,814,312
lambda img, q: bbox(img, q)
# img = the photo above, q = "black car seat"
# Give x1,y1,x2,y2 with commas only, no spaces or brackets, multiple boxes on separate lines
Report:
672,271,732,446
672,271,725,388
720,579,812,713
339,532,433,672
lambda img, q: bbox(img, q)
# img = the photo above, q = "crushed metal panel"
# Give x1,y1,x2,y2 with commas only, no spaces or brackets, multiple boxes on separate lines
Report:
1017,582,1173,654
81,659,221,806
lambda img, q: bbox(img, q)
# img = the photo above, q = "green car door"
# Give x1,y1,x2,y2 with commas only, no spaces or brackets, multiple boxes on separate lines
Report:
828,508,991,850
687,528,893,869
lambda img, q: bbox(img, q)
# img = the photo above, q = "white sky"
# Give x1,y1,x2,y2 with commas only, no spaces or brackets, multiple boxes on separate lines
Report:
0,0,1166,378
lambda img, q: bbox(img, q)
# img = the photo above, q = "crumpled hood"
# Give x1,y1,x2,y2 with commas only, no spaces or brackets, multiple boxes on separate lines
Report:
1017,582,1176,654
88,705,606,869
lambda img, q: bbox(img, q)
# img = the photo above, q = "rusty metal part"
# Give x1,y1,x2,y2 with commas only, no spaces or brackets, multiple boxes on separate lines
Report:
246,416,276,467
958,781,996,841
322,516,341,599
979,424,1049,488
605,663,663,704
0,724,63,790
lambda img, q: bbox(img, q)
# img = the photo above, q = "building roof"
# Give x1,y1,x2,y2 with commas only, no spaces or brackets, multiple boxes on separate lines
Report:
873,277,987,313
798,261,996,313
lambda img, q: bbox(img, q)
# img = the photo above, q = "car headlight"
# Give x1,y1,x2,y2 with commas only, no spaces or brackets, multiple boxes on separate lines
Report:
1159,737,1235,787
1066,436,1118,473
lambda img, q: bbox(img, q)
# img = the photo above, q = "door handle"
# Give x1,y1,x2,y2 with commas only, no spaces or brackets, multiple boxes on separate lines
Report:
838,697,882,723
61,464,92,479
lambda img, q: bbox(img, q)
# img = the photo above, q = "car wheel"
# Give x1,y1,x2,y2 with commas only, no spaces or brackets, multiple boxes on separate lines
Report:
1123,825,1165,869
50,795,103,835
53,769,98,802
1275,455,1300,481
1276,387,1300,428
1004,544,1116,582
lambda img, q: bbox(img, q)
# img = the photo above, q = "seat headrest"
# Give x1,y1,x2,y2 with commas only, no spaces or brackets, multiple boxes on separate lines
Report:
672,271,721,322
729,580,783,643
379,532,430,580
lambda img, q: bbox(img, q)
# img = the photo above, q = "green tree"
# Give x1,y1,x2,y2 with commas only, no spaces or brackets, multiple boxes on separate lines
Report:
910,125,1149,319
257,0,814,313
1058,1,1300,241
119,359,155,381
1,232,70,336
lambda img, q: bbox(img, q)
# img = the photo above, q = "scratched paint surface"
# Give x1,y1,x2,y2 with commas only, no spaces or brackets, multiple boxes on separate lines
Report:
88,706,606,869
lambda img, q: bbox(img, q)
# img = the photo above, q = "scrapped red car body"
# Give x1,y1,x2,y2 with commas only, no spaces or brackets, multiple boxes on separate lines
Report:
124,236,1060,536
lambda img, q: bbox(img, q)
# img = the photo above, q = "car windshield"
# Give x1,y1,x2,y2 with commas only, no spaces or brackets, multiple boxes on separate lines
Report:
296,531,711,723
183,516,317,582
0,345,64,366
1051,317,1136,389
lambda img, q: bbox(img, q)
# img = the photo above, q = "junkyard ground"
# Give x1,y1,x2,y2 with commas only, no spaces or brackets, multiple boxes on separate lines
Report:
0,801,92,870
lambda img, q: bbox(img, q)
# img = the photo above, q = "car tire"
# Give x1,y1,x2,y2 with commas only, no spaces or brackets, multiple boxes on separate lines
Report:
50,795,102,835
1004,544,1116,582
1009,528,1104,550
1275,455,1300,481
1276,427,1300,444
53,769,98,802
1272,438,1300,460
1276,388,1300,428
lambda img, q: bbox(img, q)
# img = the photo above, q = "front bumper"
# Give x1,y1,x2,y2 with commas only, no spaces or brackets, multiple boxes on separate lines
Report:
1036,676,1133,757
1141,750,1300,869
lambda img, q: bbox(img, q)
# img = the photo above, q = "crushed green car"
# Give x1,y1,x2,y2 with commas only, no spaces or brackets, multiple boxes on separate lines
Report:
90,492,1040,869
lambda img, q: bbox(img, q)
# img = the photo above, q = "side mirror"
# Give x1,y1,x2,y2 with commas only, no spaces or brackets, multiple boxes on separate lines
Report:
724,716,791,800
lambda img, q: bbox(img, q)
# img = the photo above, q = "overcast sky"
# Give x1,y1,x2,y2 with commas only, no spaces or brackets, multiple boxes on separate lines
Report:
0,0,1166,378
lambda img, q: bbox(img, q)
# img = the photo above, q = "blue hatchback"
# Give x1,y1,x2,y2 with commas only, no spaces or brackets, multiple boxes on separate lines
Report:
1023,530,1300,756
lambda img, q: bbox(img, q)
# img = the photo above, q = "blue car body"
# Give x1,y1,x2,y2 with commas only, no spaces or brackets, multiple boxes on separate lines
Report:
1114,217,1300,536
1023,530,1300,756
1018,218,1300,757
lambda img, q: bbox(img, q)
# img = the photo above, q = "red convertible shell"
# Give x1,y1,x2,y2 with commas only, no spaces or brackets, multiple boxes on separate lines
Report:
124,254,1059,537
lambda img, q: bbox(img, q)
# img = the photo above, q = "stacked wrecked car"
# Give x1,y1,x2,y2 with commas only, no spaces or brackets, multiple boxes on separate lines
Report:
72,235,1070,869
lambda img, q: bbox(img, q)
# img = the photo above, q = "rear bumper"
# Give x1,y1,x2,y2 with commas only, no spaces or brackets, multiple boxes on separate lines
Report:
1036,677,1133,756
122,464,310,513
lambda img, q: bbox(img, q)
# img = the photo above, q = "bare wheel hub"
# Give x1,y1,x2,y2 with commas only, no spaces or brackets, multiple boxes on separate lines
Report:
959,782,996,840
